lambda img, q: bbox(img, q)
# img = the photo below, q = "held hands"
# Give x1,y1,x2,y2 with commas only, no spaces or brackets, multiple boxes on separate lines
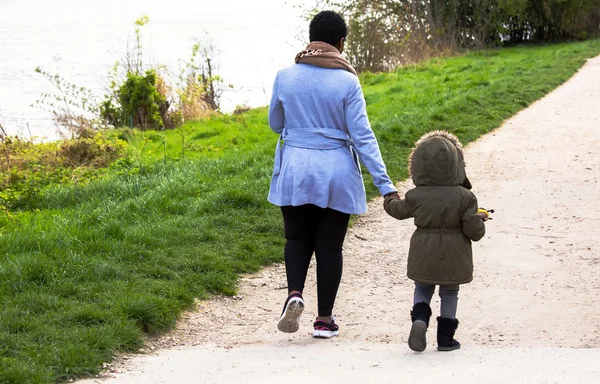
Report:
478,208,494,222
384,191,400,200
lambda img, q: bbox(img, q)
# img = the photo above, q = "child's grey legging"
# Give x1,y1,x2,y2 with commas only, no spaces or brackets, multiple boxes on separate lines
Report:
414,282,460,319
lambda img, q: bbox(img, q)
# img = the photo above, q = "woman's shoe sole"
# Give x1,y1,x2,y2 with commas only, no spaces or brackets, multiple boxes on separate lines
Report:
277,298,304,333
408,320,427,352
312,330,339,339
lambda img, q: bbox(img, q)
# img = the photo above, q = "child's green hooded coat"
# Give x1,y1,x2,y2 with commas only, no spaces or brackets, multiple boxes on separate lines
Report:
384,131,485,285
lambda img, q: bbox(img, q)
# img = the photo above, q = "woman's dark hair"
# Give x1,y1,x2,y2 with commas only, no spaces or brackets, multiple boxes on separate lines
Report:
309,11,348,46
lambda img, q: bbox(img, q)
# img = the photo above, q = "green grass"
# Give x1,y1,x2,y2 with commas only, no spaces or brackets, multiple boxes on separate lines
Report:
110,109,272,161
360,41,600,195
1,40,599,383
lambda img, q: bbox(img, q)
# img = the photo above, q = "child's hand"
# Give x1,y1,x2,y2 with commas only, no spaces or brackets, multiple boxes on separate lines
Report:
383,192,412,220
477,208,494,221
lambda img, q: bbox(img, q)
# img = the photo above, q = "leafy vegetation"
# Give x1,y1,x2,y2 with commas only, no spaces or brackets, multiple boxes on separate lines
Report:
34,16,223,137
307,0,600,71
100,16,224,130
0,131,127,216
102,70,167,130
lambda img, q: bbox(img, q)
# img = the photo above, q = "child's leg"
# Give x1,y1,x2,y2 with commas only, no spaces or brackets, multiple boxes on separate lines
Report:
437,285,461,351
409,282,435,352
413,282,435,305
439,284,459,318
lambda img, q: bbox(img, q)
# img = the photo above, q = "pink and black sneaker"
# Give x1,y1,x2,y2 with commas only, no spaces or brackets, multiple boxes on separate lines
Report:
312,316,339,338
277,293,304,333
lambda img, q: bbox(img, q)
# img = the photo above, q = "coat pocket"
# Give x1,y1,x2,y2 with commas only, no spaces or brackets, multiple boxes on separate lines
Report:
273,135,283,176
350,146,362,176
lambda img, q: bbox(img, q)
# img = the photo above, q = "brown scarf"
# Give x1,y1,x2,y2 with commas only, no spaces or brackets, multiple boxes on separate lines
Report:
295,41,358,77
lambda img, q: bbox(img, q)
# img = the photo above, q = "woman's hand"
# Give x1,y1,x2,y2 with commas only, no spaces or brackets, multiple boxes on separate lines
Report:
384,191,400,200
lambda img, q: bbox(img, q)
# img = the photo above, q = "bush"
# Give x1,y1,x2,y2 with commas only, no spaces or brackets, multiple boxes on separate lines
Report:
59,134,125,168
0,133,127,213
101,70,167,130
33,16,226,135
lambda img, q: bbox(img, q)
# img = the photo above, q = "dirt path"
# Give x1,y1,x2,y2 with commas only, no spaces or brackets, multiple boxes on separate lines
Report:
79,56,600,383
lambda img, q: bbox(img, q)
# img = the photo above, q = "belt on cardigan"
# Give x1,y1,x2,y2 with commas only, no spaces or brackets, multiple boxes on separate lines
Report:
273,127,360,176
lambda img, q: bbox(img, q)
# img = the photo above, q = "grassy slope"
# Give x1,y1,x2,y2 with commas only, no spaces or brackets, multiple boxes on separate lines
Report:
1,41,599,383
362,41,600,196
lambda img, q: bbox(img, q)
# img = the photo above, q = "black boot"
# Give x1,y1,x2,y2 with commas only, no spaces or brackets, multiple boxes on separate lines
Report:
408,302,432,352
437,317,461,351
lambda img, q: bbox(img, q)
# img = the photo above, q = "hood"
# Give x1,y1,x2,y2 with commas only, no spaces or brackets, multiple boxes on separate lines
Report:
409,131,466,187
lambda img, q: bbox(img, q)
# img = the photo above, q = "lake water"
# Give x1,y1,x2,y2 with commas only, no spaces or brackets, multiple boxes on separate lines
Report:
0,0,310,139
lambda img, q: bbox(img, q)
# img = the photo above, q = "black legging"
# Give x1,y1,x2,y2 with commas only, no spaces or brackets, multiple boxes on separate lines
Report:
281,204,350,317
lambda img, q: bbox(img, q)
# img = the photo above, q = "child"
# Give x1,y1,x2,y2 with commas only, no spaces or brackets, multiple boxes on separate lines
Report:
383,131,487,352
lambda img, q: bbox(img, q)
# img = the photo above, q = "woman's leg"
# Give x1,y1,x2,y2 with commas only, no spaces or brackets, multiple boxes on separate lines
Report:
313,207,350,319
278,205,317,333
281,205,317,295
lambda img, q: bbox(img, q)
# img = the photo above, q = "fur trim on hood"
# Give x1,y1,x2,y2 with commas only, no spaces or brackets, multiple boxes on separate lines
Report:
409,130,466,180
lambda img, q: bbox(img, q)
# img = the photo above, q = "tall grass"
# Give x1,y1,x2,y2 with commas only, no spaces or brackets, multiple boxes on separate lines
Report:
1,40,599,383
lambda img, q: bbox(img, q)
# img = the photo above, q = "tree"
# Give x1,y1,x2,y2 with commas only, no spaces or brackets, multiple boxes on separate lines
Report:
305,0,600,72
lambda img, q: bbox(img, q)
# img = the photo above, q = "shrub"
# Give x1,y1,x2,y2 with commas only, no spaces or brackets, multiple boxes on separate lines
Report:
0,133,127,212
101,70,167,130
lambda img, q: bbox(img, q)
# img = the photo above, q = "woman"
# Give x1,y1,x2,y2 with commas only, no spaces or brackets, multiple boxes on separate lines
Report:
269,10,397,339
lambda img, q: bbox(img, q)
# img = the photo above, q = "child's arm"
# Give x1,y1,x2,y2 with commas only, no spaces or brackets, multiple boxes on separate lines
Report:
383,192,413,220
462,192,486,241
